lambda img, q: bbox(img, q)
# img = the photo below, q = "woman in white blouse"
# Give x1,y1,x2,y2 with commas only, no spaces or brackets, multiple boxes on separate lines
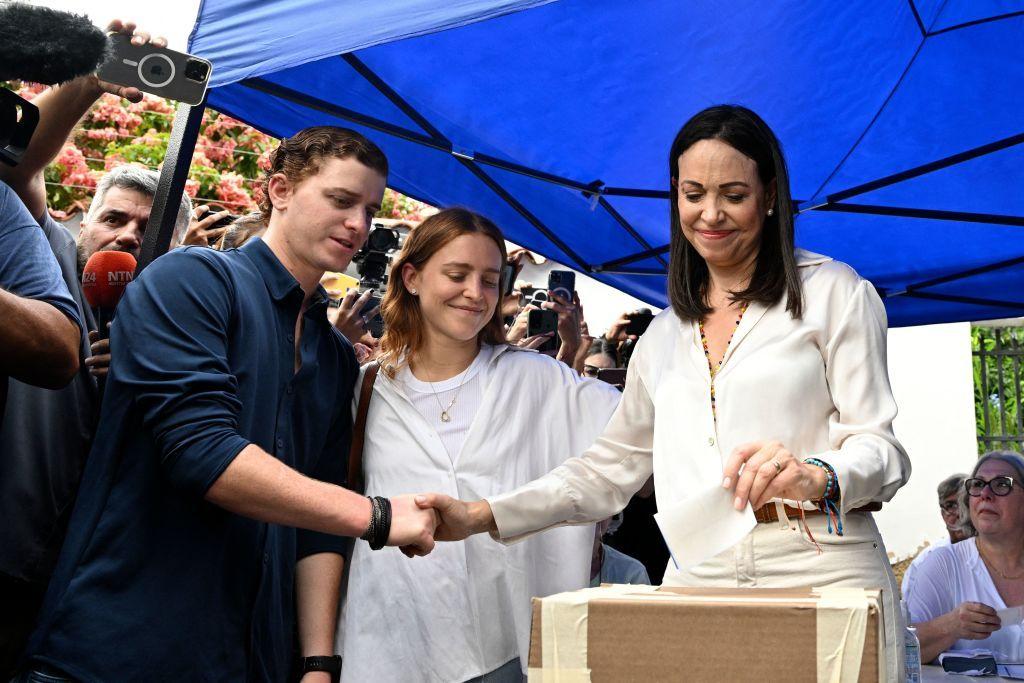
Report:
906,452,1024,666
419,105,912,680
337,209,621,682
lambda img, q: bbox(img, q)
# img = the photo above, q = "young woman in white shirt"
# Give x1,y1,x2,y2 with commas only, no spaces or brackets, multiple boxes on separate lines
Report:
906,452,1024,666
337,208,621,683
419,105,912,680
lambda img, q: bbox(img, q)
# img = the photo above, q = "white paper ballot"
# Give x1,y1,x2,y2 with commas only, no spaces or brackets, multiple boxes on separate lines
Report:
997,605,1024,628
654,485,757,571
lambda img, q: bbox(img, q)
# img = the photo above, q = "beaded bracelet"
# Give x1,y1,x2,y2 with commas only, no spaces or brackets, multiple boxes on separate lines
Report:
803,457,838,501
803,457,843,535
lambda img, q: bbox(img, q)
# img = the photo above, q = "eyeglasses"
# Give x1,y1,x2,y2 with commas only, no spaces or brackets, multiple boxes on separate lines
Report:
939,501,960,513
965,476,1016,497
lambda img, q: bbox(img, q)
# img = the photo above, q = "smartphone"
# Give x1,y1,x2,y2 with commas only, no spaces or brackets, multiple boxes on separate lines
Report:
97,34,213,105
501,262,516,297
548,270,576,302
527,308,558,338
596,368,627,389
625,310,654,336
359,294,383,338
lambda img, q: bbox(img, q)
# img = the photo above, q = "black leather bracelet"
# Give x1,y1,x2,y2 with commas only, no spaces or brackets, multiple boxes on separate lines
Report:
360,496,392,550
298,655,341,683
377,496,392,550
360,496,379,546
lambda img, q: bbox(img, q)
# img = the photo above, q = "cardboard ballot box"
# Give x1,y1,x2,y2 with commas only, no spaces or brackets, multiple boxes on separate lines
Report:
528,584,885,682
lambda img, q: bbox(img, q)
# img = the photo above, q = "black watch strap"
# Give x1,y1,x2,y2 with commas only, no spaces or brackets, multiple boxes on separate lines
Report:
299,655,341,682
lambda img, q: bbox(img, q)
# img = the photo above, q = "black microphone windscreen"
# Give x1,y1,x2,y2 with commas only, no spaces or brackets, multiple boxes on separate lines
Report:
0,4,110,85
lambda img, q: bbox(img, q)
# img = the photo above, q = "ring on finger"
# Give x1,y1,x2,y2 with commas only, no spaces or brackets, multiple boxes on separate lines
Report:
771,459,782,475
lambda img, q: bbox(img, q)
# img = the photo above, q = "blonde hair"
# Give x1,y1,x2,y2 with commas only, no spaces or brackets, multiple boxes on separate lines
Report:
378,208,508,377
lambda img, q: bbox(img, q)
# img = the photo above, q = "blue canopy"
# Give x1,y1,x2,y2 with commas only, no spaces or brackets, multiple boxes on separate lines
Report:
189,0,1024,327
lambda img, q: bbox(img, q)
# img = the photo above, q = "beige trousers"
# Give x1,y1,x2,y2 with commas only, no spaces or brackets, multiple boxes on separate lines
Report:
662,510,904,682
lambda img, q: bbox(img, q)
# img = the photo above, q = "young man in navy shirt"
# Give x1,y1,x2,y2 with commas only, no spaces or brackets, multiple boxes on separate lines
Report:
22,127,437,682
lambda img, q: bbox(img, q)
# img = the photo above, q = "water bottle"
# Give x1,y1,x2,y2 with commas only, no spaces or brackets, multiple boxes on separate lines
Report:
902,600,922,683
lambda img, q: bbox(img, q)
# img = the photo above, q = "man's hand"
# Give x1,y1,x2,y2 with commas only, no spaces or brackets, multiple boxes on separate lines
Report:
388,494,438,557
607,310,642,344
181,204,232,248
414,494,495,542
85,324,112,378
332,289,379,345
91,20,169,102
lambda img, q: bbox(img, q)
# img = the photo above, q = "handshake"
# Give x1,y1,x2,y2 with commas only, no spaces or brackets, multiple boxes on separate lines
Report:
382,494,497,556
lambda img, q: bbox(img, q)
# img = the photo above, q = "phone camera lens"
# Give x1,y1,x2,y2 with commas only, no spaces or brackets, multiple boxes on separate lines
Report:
185,59,210,83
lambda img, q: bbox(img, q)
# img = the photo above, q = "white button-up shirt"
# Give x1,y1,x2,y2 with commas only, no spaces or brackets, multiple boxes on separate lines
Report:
339,345,621,682
488,251,911,558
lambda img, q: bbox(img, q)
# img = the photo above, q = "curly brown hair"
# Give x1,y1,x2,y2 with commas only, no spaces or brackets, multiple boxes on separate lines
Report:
258,126,388,215
378,208,509,377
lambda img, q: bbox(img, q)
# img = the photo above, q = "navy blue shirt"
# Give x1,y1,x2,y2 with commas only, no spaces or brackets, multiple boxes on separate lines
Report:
28,239,358,682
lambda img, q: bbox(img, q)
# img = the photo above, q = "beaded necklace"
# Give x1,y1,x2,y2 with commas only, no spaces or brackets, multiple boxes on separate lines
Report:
699,302,749,417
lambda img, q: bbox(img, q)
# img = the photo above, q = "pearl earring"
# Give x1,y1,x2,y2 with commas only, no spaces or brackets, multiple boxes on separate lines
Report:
410,289,418,295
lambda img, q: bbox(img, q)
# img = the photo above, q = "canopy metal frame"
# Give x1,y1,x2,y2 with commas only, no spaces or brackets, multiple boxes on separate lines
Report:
143,31,1024,313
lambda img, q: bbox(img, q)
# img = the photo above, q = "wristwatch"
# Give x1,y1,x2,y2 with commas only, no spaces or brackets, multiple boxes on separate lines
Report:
298,655,341,682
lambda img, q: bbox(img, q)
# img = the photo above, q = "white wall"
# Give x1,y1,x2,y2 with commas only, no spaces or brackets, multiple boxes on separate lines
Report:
875,322,978,560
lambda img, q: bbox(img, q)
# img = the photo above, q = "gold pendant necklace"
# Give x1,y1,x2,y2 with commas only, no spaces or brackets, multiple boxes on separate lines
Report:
428,366,470,423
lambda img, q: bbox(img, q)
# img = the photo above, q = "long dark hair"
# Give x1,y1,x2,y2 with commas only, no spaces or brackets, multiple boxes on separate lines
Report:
667,105,802,320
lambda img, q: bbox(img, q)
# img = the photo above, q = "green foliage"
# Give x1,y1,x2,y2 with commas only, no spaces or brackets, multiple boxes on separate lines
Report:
972,326,1024,454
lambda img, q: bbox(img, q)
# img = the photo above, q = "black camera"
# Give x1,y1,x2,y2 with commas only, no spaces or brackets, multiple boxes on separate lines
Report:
352,225,401,289
0,89,39,167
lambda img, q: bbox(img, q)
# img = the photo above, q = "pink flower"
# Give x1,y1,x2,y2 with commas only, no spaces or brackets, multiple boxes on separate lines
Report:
200,136,237,164
84,128,119,143
128,95,175,115
184,179,200,198
215,172,254,209
257,148,273,171
190,150,213,168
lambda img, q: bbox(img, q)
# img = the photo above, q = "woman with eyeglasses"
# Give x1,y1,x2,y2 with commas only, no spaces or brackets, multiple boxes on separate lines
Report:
580,338,619,378
905,451,1024,665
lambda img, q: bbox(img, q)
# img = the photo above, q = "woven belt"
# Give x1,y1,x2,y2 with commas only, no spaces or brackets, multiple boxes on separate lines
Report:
753,501,882,524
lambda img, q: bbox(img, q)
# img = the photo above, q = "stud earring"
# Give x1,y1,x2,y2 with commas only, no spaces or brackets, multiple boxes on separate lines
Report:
767,208,774,216
410,289,418,295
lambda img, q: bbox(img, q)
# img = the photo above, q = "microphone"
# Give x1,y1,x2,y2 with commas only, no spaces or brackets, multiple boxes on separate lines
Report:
82,251,137,340
0,4,110,85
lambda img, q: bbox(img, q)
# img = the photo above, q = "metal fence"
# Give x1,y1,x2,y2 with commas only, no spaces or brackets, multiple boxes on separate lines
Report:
973,326,1024,454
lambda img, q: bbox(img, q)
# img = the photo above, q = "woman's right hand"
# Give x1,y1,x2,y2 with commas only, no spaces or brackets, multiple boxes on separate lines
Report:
944,602,1001,640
